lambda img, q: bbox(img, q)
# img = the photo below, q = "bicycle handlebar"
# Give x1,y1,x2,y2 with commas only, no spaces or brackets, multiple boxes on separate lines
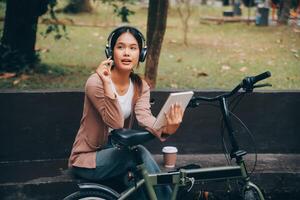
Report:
242,71,271,92
186,71,272,162
188,71,271,105
251,71,271,85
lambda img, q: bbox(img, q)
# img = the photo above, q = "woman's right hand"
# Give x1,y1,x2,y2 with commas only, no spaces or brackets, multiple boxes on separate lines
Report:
96,57,113,84
162,103,183,135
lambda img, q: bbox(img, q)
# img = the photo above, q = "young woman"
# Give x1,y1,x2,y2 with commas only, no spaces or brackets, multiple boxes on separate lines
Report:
68,26,184,199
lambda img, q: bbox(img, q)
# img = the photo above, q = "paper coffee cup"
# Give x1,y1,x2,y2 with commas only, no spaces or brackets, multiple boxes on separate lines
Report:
162,146,178,168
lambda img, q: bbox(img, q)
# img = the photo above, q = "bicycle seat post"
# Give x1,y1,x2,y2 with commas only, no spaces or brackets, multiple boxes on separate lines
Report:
130,146,158,200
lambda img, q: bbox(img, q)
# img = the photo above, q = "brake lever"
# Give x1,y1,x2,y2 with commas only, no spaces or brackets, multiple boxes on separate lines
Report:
253,83,272,88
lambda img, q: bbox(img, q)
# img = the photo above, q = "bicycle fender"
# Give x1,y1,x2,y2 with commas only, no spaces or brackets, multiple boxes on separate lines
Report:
78,183,120,198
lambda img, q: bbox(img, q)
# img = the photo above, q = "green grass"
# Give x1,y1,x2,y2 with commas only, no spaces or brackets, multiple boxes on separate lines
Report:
0,1,299,90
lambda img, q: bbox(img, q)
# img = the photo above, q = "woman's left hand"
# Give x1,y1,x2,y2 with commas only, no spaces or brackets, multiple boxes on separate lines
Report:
163,103,183,135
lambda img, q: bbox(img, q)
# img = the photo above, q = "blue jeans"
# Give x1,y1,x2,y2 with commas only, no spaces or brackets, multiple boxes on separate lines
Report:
71,140,171,199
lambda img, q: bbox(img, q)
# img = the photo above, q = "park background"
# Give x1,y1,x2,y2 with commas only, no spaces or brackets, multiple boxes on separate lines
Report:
0,0,299,90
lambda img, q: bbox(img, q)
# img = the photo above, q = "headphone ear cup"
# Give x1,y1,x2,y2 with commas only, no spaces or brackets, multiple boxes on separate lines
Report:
105,45,112,58
139,47,147,62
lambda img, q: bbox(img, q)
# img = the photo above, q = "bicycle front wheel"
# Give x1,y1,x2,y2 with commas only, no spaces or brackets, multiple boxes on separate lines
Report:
64,190,118,200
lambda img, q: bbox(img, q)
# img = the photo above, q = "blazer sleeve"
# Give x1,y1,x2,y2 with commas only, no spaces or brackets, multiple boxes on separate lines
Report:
85,74,124,129
134,80,168,141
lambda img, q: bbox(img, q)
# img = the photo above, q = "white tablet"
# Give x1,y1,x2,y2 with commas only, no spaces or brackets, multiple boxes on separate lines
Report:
153,91,194,130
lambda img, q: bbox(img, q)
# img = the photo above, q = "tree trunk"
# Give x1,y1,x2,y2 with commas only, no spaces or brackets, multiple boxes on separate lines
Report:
183,21,188,46
0,0,48,72
63,0,93,13
176,0,191,46
278,0,291,24
144,0,169,89
201,0,207,5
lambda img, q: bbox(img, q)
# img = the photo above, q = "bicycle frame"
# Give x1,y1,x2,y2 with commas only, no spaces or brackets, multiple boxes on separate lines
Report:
116,72,271,200
115,157,265,200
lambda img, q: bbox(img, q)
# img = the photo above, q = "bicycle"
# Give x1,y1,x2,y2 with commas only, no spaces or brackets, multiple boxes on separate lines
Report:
64,71,272,200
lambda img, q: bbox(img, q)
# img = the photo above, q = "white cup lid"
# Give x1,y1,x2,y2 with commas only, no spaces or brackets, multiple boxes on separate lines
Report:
162,146,178,153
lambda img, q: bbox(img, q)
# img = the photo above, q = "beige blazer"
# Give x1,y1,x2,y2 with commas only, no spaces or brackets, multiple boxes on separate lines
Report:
68,73,165,168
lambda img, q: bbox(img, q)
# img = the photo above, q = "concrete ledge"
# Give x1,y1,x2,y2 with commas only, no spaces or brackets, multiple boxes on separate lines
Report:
1,154,299,200
1,90,300,161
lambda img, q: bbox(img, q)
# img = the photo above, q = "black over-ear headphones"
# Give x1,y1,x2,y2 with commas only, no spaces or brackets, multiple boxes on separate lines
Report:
105,26,147,62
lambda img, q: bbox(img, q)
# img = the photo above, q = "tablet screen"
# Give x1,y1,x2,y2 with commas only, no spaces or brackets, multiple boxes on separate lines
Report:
153,91,194,130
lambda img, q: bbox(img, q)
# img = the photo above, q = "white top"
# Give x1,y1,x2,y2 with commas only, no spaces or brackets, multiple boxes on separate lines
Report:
110,79,134,120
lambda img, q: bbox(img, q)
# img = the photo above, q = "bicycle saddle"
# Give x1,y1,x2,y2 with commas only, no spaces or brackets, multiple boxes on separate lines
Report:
111,129,155,146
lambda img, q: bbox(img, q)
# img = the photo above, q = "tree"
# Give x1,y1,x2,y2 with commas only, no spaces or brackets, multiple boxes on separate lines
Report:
176,0,192,46
144,0,169,89
0,0,49,72
63,0,93,13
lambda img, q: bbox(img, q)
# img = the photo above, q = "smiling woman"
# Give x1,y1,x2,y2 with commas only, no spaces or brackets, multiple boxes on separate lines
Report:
68,26,185,200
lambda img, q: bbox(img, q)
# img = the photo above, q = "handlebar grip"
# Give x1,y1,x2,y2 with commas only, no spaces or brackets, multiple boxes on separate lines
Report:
251,71,271,84
242,71,271,92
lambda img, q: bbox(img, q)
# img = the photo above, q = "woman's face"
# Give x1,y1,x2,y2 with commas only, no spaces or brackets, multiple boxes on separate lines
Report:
113,32,140,72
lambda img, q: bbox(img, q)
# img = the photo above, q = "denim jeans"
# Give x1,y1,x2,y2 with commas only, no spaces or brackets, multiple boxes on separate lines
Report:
71,139,171,199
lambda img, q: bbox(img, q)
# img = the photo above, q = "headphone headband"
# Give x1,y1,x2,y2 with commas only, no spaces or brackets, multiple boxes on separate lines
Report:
105,26,147,62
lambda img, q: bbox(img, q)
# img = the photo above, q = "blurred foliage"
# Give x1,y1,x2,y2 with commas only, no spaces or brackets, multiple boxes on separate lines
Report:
102,0,136,23
40,0,69,40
